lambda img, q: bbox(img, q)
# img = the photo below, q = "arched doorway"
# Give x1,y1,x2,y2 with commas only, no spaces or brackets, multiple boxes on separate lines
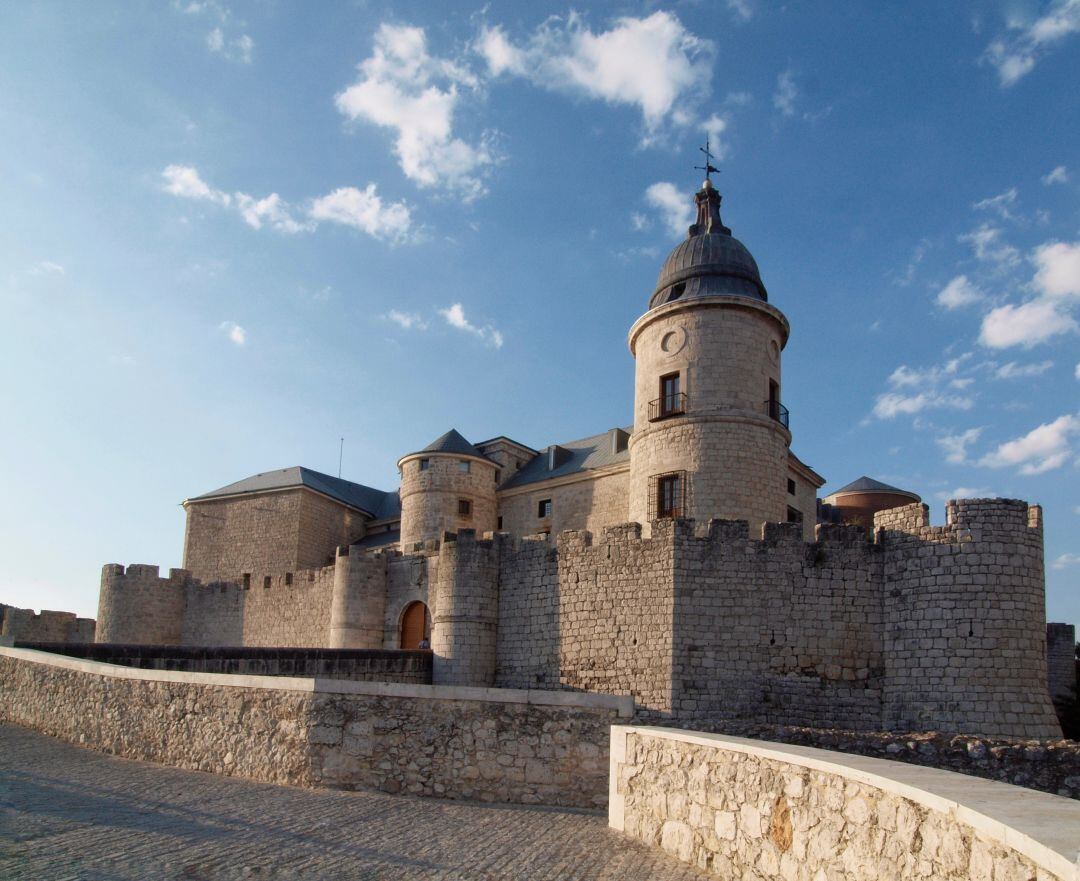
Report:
399,601,430,649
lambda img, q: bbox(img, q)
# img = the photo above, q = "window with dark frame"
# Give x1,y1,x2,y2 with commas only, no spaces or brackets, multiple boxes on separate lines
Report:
497,516,503,530
648,471,686,520
459,460,470,473
263,575,271,589
787,478,796,495
538,498,552,518
458,498,472,517
660,372,681,417
419,458,430,471
786,506,804,524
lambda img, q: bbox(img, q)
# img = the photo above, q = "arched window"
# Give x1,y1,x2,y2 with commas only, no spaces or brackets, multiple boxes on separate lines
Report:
399,601,430,650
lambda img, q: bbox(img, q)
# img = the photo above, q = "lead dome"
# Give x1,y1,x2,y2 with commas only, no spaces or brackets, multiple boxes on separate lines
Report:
649,179,767,309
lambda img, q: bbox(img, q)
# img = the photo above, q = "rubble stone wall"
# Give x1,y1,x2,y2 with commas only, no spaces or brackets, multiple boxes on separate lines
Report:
0,606,94,643
0,646,630,808
610,726,1080,881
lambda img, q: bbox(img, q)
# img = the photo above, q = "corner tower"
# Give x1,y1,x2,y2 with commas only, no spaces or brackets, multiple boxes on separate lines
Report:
628,178,792,534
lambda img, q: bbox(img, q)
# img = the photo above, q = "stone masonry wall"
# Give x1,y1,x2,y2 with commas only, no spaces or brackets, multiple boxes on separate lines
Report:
878,500,1060,738
497,468,630,540
0,647,625,808
1048,623,1077,702
611,727,1079,881
0,606,94,643
399,454,498,550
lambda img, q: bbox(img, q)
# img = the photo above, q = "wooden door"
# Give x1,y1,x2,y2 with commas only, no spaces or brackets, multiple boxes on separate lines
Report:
400,602,428,649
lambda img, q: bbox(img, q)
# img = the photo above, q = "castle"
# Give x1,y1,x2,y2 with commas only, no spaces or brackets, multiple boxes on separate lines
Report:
95,177,1063,739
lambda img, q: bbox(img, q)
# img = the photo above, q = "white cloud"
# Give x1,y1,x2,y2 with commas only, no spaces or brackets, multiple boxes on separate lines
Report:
645,182,692,237
936,486,995,501
1042,165,1070,185
27,261,65,276
726,0,754,21
336,24,493,200
219,321,246,346
439,303,503,348
1032,240,1080,298
476,12,714,144
936,427,983,464
773,69,797,117
978,413,1080,474
630,212,648,232
1076,362,1080,380
935,275,983,310
699,114,729,162
385,310,427,330
162,166,410,242
308,185,412,242
162,164,231,205
994,360,1054,379
206,28,253,63
1052,552,1080,570
871,358,975,420
959,224,1020,265
984,0,1080,86
972,187,1018,221
979,299,1078,348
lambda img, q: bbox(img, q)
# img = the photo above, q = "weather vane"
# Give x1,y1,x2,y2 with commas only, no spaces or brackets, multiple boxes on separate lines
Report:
694,137,720,181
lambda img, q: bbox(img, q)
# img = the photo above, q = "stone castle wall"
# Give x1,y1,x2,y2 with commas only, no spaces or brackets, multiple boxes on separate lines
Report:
0,604,95,643
497,468,630,539
399,454,498,550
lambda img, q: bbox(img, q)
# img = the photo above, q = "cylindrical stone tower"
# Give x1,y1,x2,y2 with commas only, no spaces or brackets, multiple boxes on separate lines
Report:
328,545,388,649
628,178,792,534
397,429,498,550
431,530,498,686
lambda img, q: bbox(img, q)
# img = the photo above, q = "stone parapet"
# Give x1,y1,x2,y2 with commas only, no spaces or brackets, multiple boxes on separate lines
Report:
0,646,630,808
609,725,1080,880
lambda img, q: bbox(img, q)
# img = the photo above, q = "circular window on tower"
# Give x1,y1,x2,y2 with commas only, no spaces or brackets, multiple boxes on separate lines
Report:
660,326,688,356
768,339,780,364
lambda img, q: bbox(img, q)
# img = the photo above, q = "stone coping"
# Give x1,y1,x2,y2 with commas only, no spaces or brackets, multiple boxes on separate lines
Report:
608,725,1080,880
0,646,633,716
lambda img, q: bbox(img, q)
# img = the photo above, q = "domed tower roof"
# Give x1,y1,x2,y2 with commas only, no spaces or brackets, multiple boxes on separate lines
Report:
649,179,768,309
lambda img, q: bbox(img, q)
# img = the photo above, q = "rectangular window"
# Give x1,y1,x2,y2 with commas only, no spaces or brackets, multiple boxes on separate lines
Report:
263,575,272,589
459,460,470,473
787,478,796,495
419,458,430,471
458,498,472,517
285,572,293,586
660,372,681,417
494,469,500,483
657,473,682,518
786,506,804,524
497,516,503,530
242,573,251,590
538,498,552,518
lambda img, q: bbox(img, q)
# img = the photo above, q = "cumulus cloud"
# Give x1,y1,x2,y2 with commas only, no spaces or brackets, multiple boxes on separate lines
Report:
871,358,975,420
979,299,1078,348
475,12,714,144
645,182,693,237
772,69,797,117
935,275,983,310
1032,240,1080,298
959,224,1020,265
994,360,1054,378
1052,552,1080,570
1042,165,1070,185
336,24,494,200
978,413,1080,474
983,0,1080,86
384,310,427,330
439,303,503,348
936,427,983,464
219,321,246,346
308,186,413,242
161,165,412,241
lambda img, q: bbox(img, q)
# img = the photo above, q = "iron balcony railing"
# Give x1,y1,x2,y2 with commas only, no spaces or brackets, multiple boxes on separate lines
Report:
648,392,688,421
763,399,790,428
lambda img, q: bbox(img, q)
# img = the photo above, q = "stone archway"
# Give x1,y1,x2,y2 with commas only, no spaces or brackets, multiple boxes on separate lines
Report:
399,601,430,649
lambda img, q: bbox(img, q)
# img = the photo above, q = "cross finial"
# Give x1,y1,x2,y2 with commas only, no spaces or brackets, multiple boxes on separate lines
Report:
694,137,720,181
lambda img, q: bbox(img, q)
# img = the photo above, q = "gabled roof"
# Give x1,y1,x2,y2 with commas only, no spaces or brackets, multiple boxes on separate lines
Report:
187,466,399,518
474,435,539,455
501,427,632,490
830,475,920,499
419,429,487,459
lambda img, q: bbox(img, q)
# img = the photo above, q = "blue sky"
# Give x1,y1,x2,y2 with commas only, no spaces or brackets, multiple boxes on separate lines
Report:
1,1,1079,625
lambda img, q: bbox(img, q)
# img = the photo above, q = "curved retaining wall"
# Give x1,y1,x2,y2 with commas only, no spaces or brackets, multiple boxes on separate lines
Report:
610,725,1080,880
0,646,631,808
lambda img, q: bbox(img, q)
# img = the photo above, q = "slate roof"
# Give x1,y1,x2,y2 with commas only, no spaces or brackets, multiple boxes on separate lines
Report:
188,466,399,519
830,475,920,499
416,429,488,460
501,427,632,490
351,528,401,551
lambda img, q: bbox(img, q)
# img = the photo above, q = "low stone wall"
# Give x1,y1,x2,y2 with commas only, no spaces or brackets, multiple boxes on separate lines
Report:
14,642,431,683
610,726,1080,881
666,720,1080,800
0,646,631,808
0,604,95,643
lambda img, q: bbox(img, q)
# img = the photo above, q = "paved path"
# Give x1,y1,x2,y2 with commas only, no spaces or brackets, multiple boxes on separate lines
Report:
0,724,707,881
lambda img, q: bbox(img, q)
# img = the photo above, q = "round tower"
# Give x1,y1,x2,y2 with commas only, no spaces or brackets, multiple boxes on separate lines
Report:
397,429,498,550
628,178,792,534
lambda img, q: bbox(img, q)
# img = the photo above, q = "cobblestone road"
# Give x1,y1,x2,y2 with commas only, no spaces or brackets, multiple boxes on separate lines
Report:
0,724,707,881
